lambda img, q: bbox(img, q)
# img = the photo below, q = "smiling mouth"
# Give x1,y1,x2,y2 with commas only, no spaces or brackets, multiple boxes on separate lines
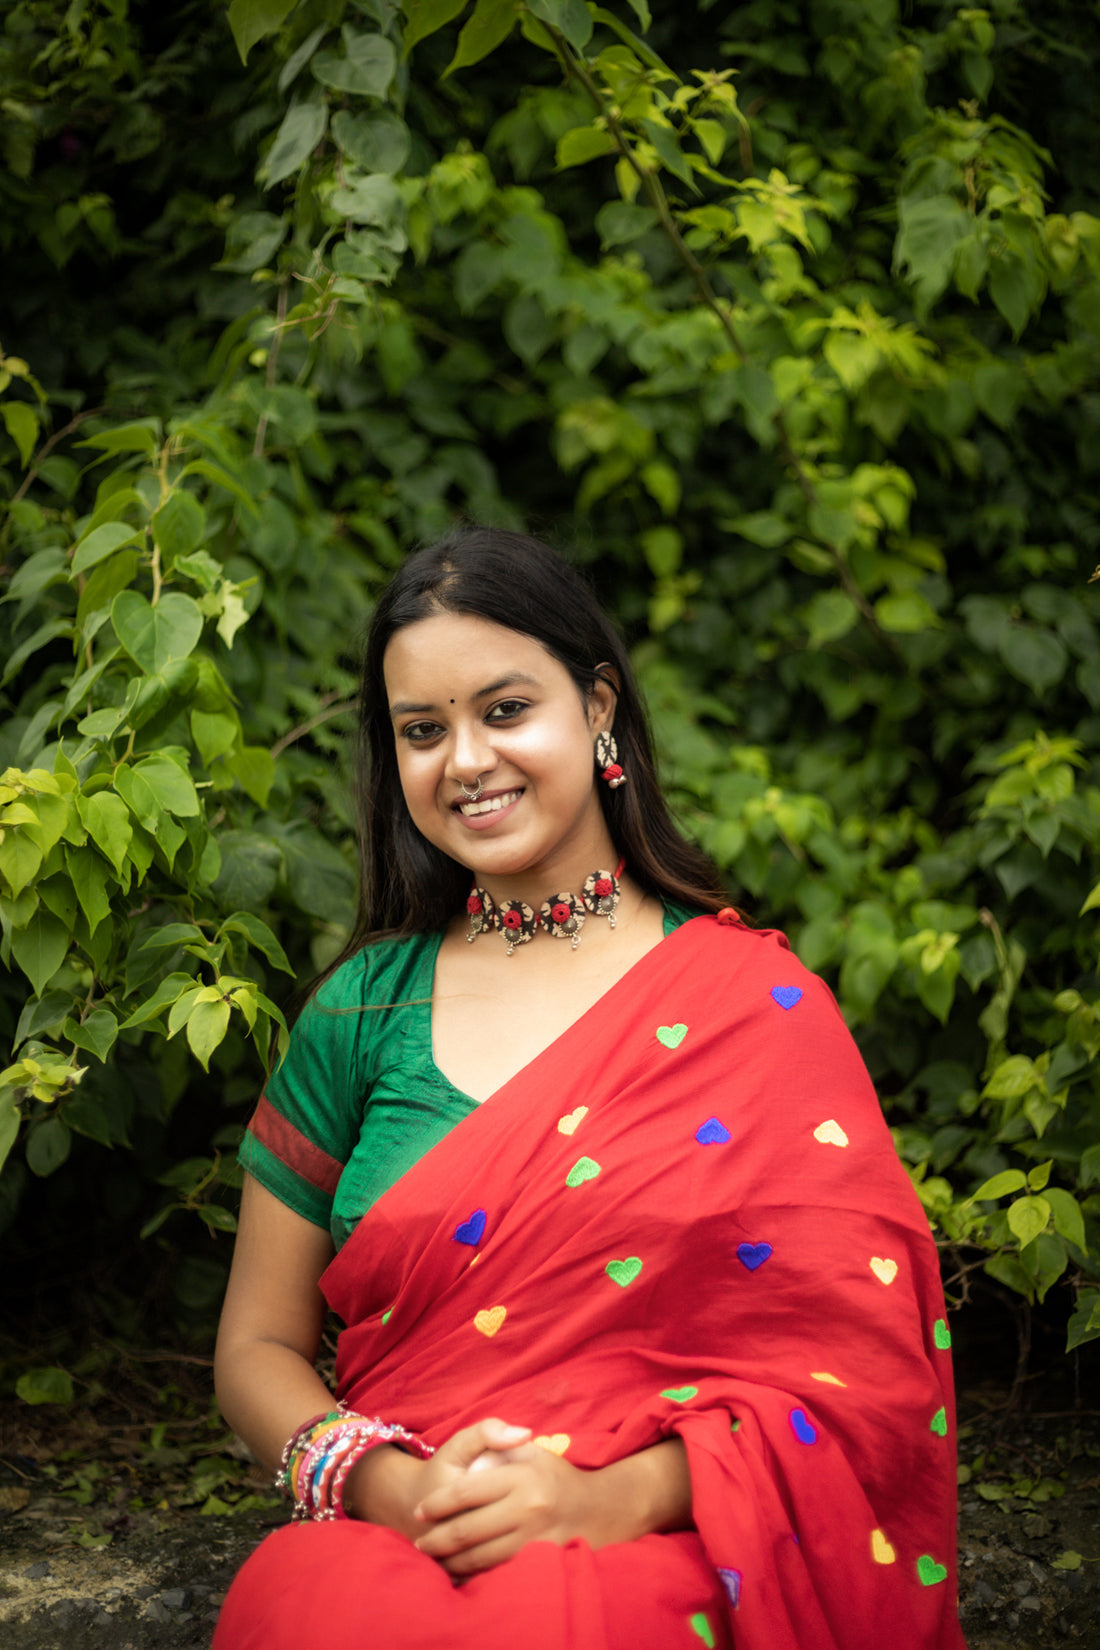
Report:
456,788,523,818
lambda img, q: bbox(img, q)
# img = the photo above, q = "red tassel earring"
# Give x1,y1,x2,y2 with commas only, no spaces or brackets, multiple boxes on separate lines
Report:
595,731,626,788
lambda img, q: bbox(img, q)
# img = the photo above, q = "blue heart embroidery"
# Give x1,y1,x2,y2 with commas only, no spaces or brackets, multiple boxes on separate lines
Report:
453,1208,487,1246
736,1241,773,1272
771,985,803,1010
717,1567,742,1609
695,1116,731,1145
789,1407,817,1444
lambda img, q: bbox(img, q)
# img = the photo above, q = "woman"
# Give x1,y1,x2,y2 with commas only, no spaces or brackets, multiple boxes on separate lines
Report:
214,528,966,1650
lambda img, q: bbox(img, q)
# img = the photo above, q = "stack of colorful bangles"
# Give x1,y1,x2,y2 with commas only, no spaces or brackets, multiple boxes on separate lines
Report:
276,1405,435,1521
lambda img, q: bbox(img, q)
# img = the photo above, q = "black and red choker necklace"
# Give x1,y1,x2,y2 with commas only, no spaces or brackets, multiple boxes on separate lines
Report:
466,858,626,956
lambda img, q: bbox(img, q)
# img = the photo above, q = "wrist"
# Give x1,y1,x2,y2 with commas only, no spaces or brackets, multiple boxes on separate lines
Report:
345,1444,423,1534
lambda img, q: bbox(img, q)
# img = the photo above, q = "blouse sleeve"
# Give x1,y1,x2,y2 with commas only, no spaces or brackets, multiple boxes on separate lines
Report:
238,955,370,1230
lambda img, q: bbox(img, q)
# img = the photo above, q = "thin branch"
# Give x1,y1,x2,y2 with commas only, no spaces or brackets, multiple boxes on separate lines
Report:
270,694,356,759
254,281,290,458
8,405,109,508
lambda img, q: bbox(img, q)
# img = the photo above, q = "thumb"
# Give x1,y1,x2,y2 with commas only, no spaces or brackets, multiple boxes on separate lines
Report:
450,1416,530,1468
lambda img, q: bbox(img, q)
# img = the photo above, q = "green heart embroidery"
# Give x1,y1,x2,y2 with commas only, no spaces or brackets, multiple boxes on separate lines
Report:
660,1385,699,1403
606,1256,642,1287
917,1554,947,1587
689,1614,715,1649
381,1309,392,1325
730,1417,741,1433
933,1318,952,1350
656,1023,687,1049
566,1156,601,1188
929,1406,947,1436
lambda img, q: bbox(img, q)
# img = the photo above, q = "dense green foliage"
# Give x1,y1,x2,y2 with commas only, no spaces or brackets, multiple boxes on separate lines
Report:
1,0,1098,1353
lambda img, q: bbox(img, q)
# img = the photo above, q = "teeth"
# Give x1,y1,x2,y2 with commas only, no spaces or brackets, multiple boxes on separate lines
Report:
459,789,521,817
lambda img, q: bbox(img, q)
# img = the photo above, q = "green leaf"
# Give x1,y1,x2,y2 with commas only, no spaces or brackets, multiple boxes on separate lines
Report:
894,195,972,312
119,972,196,1030
1043,1187,1086,1252
111,589,204,674
192,710,239,766
229,746,276,806
525,0,593,52
186,996,232,1070
76,549,139,634
227,0,299,63
152,490,206,562
446,0,518,72
311,29,397,96
594,201,657,247
1005,1194,1050,1249
217,210,289,273
2,401,39,466
0,829,43,899
11,911,70,996
26,1115,72,1177
64,846,112,936
999,625,1067,694
210,830,283,911
75,419,160,458
989,257,1033,340
71,521,144,576
403,0,468,53
329,174,404,226
14,989,71,1047
76,792,132,877
1066,1290,1100,1352
0,1091,18,1176
331,110,411,175
218,911,293,974
982,1056,1038,1101
2,619,72,687
64,1008,118,1063
1052,1550,1083,1571
263,91,328,187
131,755,200,819
557,126,618,169
874,591,942,634
803,590,859,647
15,1366,74,1405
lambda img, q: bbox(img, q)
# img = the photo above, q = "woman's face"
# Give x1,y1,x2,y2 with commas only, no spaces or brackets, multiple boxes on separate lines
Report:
383,612,617,888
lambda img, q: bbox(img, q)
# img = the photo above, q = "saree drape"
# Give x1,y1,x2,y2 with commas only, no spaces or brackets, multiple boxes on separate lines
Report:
216,916,966,1650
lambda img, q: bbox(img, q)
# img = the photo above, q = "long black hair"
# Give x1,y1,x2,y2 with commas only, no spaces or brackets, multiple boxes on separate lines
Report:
332,527,732,963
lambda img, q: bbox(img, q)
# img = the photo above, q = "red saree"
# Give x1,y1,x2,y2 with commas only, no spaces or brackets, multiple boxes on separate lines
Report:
216,917,966,1650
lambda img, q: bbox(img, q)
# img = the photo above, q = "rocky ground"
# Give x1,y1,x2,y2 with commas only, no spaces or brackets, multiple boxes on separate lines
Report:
1,1391,1098,1649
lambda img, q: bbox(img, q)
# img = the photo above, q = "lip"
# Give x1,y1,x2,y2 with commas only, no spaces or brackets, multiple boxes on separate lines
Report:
453,788,524,830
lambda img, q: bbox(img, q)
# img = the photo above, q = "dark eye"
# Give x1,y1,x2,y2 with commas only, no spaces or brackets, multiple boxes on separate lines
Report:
402,721,441,744
488,699,527,721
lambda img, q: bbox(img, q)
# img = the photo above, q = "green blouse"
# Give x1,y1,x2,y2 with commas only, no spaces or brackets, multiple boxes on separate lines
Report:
240,904,697,1248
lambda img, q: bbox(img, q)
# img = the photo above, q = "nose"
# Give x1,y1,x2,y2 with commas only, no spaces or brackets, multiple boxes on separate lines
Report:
447,717,496,786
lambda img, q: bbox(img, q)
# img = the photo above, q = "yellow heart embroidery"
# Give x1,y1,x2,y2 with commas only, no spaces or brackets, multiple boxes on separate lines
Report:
534,1434,570,1455
870,1257,898,1285
557,1106,589,1136
810,1371,847,1387
474,1306,506,1337
871,1528,896,1565
813,1118,849,1147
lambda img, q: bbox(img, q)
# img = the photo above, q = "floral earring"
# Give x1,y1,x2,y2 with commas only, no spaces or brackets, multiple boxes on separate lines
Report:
595,731,626,788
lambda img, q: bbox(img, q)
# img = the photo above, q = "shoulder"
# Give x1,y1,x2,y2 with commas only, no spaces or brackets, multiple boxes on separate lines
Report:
308,929,439,1012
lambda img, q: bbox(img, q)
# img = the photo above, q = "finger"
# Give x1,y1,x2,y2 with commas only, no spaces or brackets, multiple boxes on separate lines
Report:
436,1418,530,1471
414,1501,520,1561
441,1531,528,1578
416,1463,515,1524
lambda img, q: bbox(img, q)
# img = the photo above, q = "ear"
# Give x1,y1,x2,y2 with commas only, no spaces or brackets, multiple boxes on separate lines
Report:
588,664,619,732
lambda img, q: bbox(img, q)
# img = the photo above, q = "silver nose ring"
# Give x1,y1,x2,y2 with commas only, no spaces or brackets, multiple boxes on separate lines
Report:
460,777,483,801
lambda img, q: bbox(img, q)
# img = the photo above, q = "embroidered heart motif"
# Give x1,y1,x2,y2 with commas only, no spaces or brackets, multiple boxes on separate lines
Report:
533,1434,570,1455
789,1407,817,1444
871,1528,896,1565
934,1318,952,1350
566,1156,601,1187
730,1418,741,1432
660,1386,699,1403
474,1306,506,1337
695,1116,730,1145
656,1023,687,1049
606,1256,642,1287
689,1614,715,1649
810,1371,846,1387
381,1309,392,1325
717,1567,742,1609
813,1118,848,1147
771,985,803,1010
453,1208,486,1246
737,1241,772,1272
870,1256,898,1285
929,1406,947,1437
917,1554,947,1587
557,1106,588,1136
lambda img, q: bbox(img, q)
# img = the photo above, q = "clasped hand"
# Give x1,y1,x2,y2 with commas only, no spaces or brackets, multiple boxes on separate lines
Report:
409,1417,619,1579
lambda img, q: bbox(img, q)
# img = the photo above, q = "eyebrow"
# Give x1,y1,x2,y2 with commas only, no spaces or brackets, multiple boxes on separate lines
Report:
389,672,541,719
